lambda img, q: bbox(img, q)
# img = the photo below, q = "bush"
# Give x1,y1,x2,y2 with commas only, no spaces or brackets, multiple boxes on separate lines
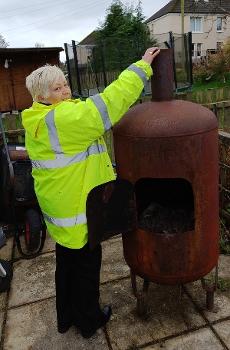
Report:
192,38,230,84
223,38,230,68
208,51,228,82
193,62,211,83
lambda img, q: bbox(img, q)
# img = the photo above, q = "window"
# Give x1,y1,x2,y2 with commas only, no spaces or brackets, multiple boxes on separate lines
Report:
197,43,202,57
192,43,195,57
217,17,223,31
190,17,202,32
192,43,203,57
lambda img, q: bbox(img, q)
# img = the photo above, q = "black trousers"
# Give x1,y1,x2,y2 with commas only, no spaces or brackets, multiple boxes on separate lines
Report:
55,242,104,333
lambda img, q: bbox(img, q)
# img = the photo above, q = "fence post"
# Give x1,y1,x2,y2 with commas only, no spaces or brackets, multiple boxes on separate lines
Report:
100,42,107,88
64,43,73,93
169,31,177,90
91,47,100,92
188,31,193,86
72,40,82,97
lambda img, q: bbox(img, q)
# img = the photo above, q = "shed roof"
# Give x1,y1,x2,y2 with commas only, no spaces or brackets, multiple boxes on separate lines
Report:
146,0,230,23
0,47,63,54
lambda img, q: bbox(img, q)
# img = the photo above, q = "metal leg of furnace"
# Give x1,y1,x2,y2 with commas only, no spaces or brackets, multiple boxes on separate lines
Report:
130,270,150,316
201,264,218,311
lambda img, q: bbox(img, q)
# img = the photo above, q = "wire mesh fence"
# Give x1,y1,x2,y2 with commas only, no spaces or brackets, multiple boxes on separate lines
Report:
64,31,193,98
173,32,193,90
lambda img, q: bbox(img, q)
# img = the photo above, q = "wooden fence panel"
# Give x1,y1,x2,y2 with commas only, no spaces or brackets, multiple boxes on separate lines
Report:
176,87,230,105
0,112,24,144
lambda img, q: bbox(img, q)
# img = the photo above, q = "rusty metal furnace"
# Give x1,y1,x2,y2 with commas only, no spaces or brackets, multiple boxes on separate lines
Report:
113,49,219,312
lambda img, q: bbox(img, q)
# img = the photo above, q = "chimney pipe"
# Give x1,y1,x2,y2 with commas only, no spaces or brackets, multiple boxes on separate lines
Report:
151,48,174,102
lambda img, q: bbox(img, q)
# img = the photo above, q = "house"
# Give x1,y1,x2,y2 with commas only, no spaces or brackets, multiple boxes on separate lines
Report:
78,31,96,46
76,31,97,67
146,0,230,60
0,47,63,112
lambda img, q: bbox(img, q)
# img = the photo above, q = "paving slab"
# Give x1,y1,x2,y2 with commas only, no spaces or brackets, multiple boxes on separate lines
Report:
8,252,55,308
4,298,109,350
0,237,13,260
218,255,230,279
100,278,206,350
10,236,128,309
101,237,130,283
107,234,122,242
213,320,230,347
0,309,4,338
185,256,230,323
142,328,225,350
0,291,7,339
185,282,230,322
2,236,229,350
0,292,7,312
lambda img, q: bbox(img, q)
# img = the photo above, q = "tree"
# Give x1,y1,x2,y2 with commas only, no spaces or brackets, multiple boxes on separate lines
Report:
93,0,156,71
0,34,9,48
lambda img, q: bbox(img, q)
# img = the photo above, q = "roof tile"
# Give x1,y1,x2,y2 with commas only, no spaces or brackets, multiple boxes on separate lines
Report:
146,0,230,23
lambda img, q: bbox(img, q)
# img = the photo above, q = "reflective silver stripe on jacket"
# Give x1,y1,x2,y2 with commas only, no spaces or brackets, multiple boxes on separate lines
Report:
43,212,87,227
32,142,106,169
45,110,63,154
31,110,106,169
89,94,112,131
127,64,147,86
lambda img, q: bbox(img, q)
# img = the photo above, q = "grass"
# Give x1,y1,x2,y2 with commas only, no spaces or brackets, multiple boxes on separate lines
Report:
217,277,230,292
220,243,230,255
204,276,230,292
192,79,230,92
220,219,230,255
220,237,230,255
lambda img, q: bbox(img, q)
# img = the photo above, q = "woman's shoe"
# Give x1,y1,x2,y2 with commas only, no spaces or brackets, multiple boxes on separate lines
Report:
58,323,72,334
80,305,112,339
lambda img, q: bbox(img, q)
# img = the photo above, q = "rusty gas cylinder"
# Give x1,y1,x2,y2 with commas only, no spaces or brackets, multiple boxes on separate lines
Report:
113,49,219,284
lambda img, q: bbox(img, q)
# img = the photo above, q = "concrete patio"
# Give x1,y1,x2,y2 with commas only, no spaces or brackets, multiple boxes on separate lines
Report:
0,233,229,350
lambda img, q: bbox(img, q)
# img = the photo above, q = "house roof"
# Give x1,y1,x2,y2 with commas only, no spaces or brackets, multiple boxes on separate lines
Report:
78,31,96,45
146,0,230,23
0,47,63,54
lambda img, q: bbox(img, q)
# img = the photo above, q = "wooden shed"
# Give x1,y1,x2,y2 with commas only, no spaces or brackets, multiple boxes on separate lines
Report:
0,47,63,112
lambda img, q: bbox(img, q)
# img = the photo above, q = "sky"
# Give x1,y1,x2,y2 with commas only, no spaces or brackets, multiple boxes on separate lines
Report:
0,0,169,61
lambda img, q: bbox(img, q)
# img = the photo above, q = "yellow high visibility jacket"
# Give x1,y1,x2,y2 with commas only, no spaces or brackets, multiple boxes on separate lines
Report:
22,60,153,249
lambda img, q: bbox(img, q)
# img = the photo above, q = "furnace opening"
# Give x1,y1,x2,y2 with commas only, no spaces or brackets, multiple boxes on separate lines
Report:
135,178,195,234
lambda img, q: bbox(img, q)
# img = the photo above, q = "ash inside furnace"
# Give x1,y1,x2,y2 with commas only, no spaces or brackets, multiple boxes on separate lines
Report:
139,202,194,234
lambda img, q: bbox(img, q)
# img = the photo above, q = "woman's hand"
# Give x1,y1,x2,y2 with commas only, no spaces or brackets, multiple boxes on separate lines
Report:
142,47,160,65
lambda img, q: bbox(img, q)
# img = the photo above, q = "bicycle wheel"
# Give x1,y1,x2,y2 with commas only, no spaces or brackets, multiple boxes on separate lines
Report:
24,208,43,252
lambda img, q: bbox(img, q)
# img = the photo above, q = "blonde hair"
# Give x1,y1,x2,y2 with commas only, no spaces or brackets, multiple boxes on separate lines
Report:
26,64,66,101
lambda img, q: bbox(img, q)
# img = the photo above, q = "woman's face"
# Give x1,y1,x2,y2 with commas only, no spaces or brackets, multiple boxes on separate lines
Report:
46,77,71,104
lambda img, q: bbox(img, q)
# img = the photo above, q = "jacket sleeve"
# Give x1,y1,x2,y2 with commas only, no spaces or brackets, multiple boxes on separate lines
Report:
55,59,153,152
